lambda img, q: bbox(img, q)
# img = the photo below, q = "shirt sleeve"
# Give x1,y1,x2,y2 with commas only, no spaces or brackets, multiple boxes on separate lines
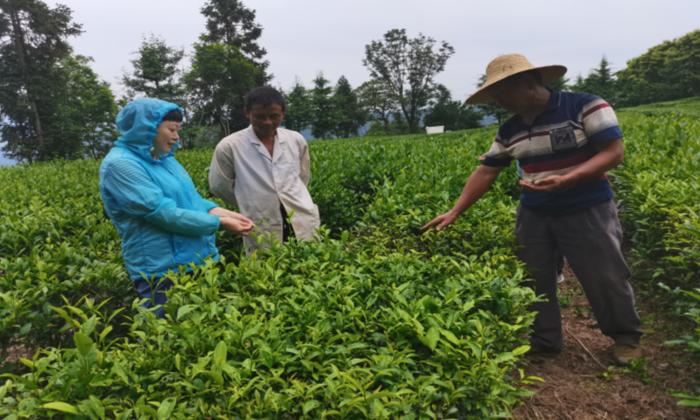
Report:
479,134,512,167
298,135,311,186
199,197,219,212
208,141,238,207
580,96,623,145
102,159,220,236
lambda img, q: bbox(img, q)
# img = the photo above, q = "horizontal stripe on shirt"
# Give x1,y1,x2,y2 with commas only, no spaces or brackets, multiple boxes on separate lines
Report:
480,90,622,214
521,147,596,173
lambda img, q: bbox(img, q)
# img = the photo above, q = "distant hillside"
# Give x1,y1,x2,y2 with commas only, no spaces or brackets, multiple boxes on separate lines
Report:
620,96,700,116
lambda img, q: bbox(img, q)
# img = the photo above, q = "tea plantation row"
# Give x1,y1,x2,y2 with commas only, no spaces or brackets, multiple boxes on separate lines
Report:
1,129,539,417
1,108,698,416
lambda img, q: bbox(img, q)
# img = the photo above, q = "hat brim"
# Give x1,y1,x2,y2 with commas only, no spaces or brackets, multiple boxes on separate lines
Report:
464,65,567,105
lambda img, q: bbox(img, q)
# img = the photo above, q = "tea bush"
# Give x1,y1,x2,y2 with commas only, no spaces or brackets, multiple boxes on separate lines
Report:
2,106,698,415
1,130,541,417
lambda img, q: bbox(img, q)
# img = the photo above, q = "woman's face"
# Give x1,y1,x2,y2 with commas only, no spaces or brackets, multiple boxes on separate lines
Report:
153,120,181,157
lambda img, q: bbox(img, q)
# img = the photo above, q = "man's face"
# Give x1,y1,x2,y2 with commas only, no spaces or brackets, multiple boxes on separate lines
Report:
153,120,181,156
488,73,533,113
246,103,284,139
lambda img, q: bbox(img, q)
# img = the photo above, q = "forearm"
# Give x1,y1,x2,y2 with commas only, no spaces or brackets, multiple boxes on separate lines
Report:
145,202,220,236
563,140,623,186
199,197,219,212
209,207,243,220
450,165,501,215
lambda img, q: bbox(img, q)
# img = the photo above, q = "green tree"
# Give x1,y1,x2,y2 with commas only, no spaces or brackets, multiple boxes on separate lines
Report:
331,76,366,138
363,28,454,133
283,80,312,132
309,73,336,139
571,56,618,103
616,29,700,106
424,84,482,131
51,55,117,159
356,79,397,132
0,0,82,162
185,0,269,138
200,0,269,82
184,43,262,137
122,34,185,103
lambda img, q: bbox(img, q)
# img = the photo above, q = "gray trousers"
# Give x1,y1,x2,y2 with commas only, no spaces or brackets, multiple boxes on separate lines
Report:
516,200,642,349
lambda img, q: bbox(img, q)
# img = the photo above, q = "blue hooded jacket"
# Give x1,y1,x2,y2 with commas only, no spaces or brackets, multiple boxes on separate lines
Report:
99,98,220,281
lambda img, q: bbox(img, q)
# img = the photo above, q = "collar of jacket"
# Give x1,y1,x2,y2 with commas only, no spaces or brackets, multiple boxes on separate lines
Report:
246,126,288,163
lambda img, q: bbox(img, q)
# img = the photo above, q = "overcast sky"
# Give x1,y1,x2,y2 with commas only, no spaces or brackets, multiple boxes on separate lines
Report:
44,0,698,101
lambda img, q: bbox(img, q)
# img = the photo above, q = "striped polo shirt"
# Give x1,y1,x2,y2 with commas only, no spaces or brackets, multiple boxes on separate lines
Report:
480,90,623,215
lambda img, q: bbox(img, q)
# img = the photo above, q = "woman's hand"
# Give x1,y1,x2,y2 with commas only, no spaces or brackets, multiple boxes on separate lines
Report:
210,207,254,234
219,215,254,235
209,207,243,219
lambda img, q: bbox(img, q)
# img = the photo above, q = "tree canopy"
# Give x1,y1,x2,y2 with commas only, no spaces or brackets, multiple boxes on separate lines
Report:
363,29,454,133
616,29,700,106
122,35,185,104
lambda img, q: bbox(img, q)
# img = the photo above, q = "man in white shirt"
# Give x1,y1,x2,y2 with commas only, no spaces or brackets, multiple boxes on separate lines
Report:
208,86,320,253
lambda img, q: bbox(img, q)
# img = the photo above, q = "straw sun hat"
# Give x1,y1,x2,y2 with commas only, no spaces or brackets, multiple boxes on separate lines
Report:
465,54,567,105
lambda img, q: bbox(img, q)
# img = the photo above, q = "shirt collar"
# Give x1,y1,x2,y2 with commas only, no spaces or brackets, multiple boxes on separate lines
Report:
246,125,285,146
544,88,561,112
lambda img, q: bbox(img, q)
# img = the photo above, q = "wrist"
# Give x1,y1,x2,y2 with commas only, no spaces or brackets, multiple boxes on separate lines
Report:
561,173,577,188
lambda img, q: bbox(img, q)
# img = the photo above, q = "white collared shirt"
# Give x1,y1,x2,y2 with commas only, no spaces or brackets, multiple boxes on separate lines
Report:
209,126,320,252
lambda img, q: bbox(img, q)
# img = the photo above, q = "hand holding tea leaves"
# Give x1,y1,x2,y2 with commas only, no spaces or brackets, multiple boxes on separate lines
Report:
209,207,254,234
519,175,571,192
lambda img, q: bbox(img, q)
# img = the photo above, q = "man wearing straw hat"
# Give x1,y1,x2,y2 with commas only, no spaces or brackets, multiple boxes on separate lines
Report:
422,54,642,365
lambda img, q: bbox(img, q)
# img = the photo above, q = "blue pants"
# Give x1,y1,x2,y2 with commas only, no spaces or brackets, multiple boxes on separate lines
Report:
134,277,173,318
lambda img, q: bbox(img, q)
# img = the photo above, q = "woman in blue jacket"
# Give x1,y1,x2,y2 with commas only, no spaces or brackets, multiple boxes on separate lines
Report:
99,98,253,316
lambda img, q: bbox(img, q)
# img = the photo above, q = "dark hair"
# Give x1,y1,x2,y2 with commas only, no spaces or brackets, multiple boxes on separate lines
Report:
245,86,286,112
162,109,183,122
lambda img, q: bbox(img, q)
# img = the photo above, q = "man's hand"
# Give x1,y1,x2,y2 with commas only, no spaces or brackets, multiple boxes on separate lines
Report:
420,165,502,234
421,210,459,233
519,175,571,192
520,139,624,192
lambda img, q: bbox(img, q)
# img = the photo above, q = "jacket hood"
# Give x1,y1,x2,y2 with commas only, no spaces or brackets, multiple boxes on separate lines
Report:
115,98,182,162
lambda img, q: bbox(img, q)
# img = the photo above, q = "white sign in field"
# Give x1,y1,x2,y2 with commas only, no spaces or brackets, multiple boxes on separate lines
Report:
425,125,445,135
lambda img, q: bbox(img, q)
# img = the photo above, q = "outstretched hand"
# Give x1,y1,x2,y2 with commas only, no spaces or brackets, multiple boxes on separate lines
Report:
219,215,254,235
421,211,458,233
210,207,254,235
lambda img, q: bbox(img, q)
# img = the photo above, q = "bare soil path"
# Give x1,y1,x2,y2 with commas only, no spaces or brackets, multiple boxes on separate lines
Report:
514,272,700,419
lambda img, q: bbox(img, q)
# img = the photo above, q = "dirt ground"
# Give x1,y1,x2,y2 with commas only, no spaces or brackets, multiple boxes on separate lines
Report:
513,270,700,420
